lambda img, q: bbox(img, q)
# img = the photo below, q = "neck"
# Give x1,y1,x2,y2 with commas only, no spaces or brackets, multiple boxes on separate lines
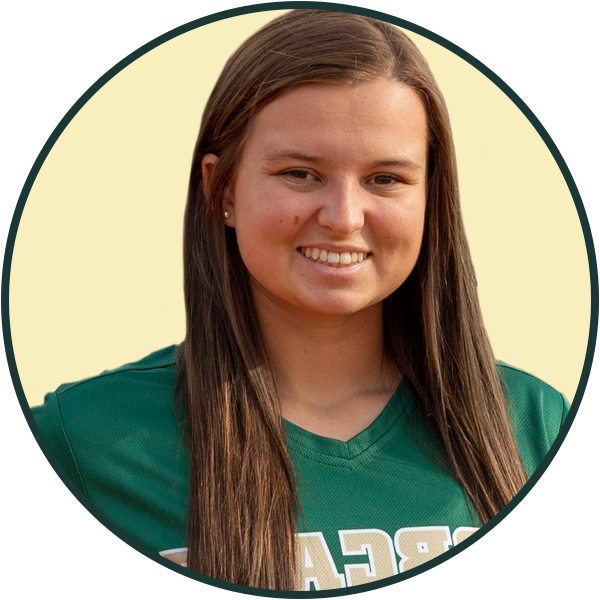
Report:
253,288,401,439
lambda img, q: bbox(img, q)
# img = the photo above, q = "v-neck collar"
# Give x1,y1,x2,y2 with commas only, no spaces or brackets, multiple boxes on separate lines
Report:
284,378,414,465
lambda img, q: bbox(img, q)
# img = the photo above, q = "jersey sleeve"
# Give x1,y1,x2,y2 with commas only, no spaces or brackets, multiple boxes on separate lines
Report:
498,363,571,476
560,393,570,428
536,387,570,450
31,392,88,496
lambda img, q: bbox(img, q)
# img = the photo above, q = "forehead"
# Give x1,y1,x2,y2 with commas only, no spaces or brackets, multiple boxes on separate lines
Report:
243,78,428,164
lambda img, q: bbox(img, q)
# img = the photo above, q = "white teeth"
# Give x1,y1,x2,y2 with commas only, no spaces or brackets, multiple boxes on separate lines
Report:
300,247,368,266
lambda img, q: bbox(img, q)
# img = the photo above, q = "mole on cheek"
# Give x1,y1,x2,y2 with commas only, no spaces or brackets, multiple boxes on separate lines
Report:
293,216,299,225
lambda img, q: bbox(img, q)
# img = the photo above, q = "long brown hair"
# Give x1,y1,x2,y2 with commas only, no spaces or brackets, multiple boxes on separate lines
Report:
178,9,527,590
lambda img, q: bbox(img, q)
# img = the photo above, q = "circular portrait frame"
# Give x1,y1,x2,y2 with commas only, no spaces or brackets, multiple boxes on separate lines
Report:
2,2,598,598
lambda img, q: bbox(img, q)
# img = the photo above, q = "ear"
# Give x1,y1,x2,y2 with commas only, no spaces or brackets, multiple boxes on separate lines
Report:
201,153,235,227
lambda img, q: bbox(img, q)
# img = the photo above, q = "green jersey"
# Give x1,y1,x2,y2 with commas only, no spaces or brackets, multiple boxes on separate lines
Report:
31,345,568,590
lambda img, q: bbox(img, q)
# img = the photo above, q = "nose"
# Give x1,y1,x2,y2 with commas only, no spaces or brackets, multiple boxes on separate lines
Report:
316,180,365,236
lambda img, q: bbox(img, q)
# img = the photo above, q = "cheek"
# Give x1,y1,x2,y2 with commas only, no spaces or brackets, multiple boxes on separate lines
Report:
235,195,303,263
243,191,306,238
383,204,426,253
407,209,426,252
377,205,426,286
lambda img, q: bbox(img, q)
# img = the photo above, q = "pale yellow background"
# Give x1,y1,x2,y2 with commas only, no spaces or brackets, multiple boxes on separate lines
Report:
10,10,589,406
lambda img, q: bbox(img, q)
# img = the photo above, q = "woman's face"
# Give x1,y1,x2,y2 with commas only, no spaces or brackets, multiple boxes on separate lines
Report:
214,77,428,319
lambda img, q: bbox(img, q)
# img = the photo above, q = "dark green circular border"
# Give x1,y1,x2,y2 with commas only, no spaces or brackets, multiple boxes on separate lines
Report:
2,1,597,597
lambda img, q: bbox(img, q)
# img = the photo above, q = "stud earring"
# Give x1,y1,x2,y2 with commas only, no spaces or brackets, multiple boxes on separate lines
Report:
223,210,231,219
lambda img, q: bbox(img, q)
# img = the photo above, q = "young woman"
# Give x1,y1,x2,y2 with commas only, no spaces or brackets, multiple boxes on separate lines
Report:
32,9,569,591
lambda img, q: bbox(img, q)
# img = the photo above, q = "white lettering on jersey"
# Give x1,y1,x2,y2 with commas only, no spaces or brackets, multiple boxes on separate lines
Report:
159,547,188,567
338,528,398,586
394,526,452,572
296,532,346,590
452,526,479,546
159,525,480,588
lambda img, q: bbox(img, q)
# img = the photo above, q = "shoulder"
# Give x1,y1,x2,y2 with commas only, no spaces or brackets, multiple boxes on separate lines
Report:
31,345,182,495
54,344,179,398
497,362,570,475
38,344,180,423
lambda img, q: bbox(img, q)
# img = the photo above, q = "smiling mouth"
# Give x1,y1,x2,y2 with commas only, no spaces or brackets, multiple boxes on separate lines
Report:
298,247,370,267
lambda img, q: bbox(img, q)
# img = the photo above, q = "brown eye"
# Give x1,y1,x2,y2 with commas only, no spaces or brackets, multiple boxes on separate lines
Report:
282,169,319,182
371,174,402,185
284,169,311,179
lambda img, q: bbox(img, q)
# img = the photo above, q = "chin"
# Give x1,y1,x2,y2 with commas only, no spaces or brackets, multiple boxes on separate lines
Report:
298,295,380,318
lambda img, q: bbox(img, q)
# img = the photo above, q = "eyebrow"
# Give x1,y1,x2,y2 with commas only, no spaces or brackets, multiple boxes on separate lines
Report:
261,150,423,172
